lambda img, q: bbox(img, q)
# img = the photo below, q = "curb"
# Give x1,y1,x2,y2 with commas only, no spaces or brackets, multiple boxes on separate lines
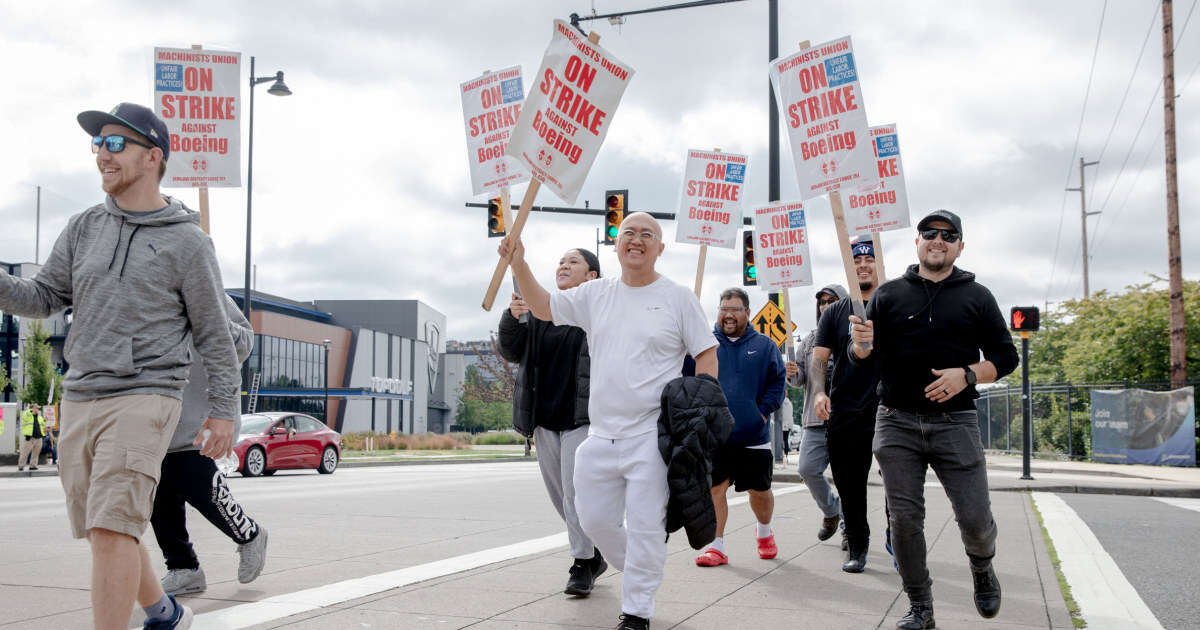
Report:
1,455,537,479
772,472,1200,498
340,456,536,468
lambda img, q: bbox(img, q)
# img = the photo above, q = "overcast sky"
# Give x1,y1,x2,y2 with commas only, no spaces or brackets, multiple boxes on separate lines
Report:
2,0,1197,341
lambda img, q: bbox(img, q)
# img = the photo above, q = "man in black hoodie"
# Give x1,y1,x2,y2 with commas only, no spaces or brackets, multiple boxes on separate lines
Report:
849,210,1018,630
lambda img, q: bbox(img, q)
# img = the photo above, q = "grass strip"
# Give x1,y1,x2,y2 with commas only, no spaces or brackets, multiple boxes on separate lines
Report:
1030,494,1087,628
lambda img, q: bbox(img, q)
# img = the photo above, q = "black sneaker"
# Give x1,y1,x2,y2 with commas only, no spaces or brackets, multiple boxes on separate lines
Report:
591,549,608,578
818,514,841,541
896,601,935,629
842,545,868,573
972,563,1001,618
565,559,596,596
29,466,38,470
616,613,649,630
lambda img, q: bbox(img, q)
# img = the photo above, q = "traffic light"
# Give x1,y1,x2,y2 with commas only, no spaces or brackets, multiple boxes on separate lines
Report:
742,230,757,286
603,189,627,245
487,197,505,238
1010,306,1040,332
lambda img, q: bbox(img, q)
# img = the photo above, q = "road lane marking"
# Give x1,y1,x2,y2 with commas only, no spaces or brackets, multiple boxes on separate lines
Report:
192,484,806,628
1032,492,1164,630
1155,497,1200,514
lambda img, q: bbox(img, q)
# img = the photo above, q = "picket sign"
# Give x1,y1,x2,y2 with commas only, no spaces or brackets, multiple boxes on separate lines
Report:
475,69,515,237
481,30,603,311
787,36,867,320
690,146,724,298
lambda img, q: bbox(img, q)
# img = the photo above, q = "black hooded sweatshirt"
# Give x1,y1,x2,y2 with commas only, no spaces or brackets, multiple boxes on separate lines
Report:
858,264,1018,414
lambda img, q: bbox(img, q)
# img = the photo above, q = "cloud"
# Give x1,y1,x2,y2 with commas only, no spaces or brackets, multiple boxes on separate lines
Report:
2,0,1197,343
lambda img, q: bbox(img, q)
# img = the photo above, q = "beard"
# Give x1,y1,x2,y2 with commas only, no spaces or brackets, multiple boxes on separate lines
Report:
921,257,950,272
858,280,873,292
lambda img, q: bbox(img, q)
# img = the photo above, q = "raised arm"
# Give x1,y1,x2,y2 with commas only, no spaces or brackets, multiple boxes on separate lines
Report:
498,235,551,321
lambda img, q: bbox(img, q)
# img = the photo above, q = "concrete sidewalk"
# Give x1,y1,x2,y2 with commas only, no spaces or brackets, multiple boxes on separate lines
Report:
237,485,1071,629
774,452,1200,497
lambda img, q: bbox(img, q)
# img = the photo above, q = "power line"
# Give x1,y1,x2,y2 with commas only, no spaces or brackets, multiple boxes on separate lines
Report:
1086,4,1159,211
1046,0,1108,304
1091,139,1161,253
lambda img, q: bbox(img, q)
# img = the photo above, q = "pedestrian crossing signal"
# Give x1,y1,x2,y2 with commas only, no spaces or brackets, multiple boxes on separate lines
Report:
743,230,757,286
1010,306,1040,332
487,198,505,238
603,189,627,245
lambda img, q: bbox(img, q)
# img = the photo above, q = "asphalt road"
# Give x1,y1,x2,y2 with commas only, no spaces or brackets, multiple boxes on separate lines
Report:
1057,493,1200,630
0,462,563,629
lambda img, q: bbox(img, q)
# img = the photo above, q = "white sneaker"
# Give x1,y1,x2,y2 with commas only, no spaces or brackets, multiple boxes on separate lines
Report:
237,526,268,583
160,567,206,596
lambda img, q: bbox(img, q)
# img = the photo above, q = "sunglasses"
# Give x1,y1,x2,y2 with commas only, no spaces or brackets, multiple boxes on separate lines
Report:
919,228,960,243
92,134,155,154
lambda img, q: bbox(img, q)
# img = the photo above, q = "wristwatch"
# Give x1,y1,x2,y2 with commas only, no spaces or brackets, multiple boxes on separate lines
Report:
963,365,977,386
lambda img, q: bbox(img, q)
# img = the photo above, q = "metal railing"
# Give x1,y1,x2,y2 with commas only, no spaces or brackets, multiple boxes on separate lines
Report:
975,379,1199,460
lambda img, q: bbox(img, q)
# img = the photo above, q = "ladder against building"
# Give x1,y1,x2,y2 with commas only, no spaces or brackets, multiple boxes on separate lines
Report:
247,371,262,414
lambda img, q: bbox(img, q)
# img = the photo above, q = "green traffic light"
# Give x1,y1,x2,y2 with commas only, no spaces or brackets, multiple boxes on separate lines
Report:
608,226,619,238
747,266,757,279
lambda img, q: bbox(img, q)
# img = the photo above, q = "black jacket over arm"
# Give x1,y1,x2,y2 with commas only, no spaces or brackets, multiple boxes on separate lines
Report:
657,374,735,550
496,308,590,437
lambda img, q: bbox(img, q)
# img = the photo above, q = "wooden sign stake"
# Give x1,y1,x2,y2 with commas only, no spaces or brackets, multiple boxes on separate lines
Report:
192,44,211,234
481,31,602,311
871,230,886,282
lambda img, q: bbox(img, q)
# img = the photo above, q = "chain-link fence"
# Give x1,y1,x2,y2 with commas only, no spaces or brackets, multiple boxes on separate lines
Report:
975,379,1199,461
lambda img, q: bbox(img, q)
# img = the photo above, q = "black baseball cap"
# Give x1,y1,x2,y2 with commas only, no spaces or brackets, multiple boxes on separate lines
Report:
77,103,171,161
917,209,962,236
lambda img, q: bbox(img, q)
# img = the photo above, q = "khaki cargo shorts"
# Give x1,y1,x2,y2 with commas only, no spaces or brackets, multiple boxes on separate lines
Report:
59,394,182,540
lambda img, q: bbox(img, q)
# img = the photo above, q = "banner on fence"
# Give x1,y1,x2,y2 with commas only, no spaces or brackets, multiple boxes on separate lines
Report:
1091,387,1195,467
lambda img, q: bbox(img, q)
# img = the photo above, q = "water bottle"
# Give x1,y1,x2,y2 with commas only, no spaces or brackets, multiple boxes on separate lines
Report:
200,429,241,475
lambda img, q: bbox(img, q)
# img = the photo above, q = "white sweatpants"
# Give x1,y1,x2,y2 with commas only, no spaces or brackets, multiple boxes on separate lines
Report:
573,431,668,619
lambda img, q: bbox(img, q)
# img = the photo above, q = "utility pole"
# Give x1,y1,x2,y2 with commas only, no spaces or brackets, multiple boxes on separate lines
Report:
1065,157,1099,297
1162,0,1187,387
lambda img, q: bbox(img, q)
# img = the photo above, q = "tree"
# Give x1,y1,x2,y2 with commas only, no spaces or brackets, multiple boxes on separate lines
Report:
0,363,9,398
19,321,62,406
1017,278,1199,385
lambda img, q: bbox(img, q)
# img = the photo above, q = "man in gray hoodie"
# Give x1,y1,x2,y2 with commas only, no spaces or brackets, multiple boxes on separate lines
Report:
151,295,268,596
0,103,240,630
785,284,846,543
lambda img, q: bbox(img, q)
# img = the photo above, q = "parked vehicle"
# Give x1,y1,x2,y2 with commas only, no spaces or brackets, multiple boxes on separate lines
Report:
233,412,341,477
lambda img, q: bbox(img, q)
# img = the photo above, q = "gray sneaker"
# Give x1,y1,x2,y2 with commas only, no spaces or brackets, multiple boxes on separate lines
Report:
237,527,268,583
161,567,206,595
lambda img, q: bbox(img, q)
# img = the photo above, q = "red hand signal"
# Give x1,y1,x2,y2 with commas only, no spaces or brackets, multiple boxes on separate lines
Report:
1012,310,1025,329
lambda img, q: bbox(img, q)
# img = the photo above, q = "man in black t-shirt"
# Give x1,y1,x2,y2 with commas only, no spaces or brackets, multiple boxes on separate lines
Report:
850,210,1018,629
811,237,880,573
497,247,606,598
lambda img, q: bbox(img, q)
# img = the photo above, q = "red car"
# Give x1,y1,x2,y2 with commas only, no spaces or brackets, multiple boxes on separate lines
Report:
233,412,341,477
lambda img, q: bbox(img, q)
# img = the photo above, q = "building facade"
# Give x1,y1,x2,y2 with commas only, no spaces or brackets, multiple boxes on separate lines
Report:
230,291,462,435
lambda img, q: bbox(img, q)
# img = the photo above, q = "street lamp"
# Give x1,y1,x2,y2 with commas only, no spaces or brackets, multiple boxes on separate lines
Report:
244,57,291,321
322,339,331,425
242,56,291,407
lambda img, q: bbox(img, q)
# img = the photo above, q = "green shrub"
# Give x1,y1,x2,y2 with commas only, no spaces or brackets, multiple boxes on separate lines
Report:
473,431,527,445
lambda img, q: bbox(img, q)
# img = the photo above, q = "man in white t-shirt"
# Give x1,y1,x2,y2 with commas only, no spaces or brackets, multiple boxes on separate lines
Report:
498,212,717,630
